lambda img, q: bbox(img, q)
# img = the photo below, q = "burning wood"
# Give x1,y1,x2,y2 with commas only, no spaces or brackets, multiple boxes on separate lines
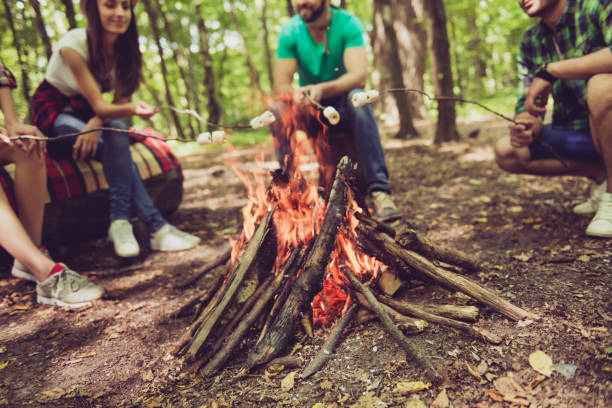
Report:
175,111,536,382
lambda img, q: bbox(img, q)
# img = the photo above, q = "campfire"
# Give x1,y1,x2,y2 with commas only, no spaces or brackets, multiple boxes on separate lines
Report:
174,98,537,383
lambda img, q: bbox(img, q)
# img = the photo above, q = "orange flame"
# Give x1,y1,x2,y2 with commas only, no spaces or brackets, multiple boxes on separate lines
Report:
225,94,382,326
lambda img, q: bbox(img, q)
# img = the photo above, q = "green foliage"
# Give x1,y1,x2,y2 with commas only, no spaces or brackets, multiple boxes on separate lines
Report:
0,0,534,140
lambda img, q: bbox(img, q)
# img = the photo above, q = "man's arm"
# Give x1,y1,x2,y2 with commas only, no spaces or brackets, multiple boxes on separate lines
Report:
547,48,612,79
273,58,298,96
316,47,368,99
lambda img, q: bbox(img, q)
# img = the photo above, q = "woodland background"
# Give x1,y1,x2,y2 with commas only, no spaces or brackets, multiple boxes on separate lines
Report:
0,0,533,145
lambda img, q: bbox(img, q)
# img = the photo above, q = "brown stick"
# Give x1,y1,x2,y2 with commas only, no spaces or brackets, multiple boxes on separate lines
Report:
184,210,274,361
266,355,303,370
359,223,537,321
354,293,427,334
172,269,226,319
395,224,480,271
201,261,288,377
345,269,440,384
245,156,354,369
178,246,232,289
301,303,358,379
376,294,502,344
418,304,479,322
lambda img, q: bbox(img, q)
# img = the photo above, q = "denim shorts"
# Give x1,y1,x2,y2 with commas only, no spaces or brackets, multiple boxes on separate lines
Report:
529,124,602,163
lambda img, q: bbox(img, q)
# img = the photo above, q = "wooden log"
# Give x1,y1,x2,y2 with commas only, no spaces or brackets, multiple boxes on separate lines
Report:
301,303,358,379
184,210,275,361
376,294,502,344
414,303,478,322
358,223,538,321
395,224,480,271
345,269,440,384
178,246,232,289
201,259,289,377
245,156,354,369
354,293,427,334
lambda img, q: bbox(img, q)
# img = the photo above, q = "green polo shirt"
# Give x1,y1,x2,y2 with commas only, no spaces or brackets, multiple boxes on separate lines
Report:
276,7,365,86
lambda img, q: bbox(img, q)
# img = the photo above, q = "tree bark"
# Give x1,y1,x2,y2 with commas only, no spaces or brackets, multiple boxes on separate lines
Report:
261,0,274,91
423,0,459,143
141,0,186,140
60,0,77,29
285,0,295,16
2,0,31,109
376,0,419,139
195,4,221,131
29,0,52,60
372,0,427,129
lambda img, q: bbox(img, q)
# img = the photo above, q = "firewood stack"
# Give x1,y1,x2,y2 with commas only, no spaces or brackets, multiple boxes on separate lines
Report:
174,156,537,383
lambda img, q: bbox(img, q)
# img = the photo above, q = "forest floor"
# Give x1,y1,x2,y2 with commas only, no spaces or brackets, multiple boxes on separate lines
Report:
0,116,610,408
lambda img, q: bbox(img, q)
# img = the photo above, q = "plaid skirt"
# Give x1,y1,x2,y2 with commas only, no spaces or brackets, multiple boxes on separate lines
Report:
31,80,95,137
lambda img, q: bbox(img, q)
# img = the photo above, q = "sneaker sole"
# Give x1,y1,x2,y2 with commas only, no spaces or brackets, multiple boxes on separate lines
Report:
37,295,93,308
11,268,37,282
108,235,140,258
585,229,612,238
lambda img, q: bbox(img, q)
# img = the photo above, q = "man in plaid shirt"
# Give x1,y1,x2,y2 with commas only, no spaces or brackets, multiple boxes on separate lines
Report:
494,0,612,238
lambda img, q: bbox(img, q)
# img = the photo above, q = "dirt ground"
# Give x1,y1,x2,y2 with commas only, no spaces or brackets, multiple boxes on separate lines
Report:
0,117,610,408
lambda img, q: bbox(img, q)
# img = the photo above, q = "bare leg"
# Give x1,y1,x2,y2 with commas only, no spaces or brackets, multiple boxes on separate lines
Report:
587,74,612,193
0,145,52,281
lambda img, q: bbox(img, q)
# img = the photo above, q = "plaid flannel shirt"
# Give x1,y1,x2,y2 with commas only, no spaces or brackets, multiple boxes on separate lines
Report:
0,57,17,89
516,0,612,130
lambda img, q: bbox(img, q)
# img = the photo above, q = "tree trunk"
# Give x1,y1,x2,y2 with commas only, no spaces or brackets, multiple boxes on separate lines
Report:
423,0,459,143
140,0,185,140
2,0,31,109
157,2,197,138
376,0,419,139
29,0,52,60
372,0,427,131
196,4,221,131
60,0,77,29
285,0,295,16
261,0,274,91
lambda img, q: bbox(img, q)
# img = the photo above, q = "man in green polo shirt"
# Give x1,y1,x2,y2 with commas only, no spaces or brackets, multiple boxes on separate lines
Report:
269,0,402,222
493,0,612,237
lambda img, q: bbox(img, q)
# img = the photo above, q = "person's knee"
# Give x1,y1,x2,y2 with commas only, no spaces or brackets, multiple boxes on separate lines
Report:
587,74,612,120
4,145,45,168
493,137,524,173
102,120,130,148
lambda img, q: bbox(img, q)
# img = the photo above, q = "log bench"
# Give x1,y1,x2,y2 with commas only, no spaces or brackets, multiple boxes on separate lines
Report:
0,128,183,247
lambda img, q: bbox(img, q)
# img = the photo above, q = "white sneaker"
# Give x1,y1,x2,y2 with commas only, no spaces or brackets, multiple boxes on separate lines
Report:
11,247,51,282
108,219,140,258
574,180,607,215
586,192,612,238
150,224,200,252
37,264,104,308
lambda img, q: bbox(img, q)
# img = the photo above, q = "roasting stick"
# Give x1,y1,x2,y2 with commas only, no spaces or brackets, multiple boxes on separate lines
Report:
351,88,569,168
303,92,341,125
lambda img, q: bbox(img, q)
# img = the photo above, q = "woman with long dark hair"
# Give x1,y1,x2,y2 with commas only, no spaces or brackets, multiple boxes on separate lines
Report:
32,0,199,258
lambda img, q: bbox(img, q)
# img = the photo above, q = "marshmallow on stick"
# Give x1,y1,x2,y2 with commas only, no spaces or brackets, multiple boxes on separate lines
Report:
249,110,276,129
323,106,340,125
197,130,226,145
351,90,380,108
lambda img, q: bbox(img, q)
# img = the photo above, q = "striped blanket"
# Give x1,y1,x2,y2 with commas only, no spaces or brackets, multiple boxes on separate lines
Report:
0,128,182,210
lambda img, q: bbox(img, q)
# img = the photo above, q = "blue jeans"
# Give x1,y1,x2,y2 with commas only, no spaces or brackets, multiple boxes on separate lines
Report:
49,113,166,232
269,88,391,194
529,124,602,162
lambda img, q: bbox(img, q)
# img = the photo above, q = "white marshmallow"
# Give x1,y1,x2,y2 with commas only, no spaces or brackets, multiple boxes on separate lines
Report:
197,132,212,145
260,110,276,125
211,130,226,144
250,116,264,129
351,90,380,107
323,106,340,125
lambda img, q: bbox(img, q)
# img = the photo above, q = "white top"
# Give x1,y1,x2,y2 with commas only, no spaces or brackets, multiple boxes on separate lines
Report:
45,28,89,97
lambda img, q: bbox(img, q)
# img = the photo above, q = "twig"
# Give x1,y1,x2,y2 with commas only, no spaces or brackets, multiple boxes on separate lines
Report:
178,246,231,289
301,303,358,379
344,269,440,384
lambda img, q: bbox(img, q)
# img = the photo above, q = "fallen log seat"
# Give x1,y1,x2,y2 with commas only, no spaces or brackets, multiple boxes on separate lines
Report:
0,128,183,246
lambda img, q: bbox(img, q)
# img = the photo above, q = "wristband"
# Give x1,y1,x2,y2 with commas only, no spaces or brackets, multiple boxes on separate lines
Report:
534,63,557,83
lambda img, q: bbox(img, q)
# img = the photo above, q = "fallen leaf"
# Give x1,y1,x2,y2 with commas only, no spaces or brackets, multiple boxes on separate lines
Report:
513,252,532,262
0,361,8,370
552,363,578,379
430,388,449,408
393,381,431,395
466,361,482,380
526,374,547,390
280,371,296,392
0,346,5,354
529,350,553,377
40,387,66,401
77,351,96,359
405,397,426,408
485,389,504,402
508,206,523,213
44,330,59,340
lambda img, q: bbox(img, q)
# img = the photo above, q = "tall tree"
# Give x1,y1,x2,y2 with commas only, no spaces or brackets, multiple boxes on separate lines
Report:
30,0,52,59
261,0,274,91
2,0,31,108
60,0,77,29
375,0,418,138
195,2,221,131
141,0,185,140
423,0,459,143
372,0,427,131
286,0,295,16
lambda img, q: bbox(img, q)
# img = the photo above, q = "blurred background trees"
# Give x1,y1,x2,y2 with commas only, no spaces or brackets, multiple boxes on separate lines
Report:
0,0,532,144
